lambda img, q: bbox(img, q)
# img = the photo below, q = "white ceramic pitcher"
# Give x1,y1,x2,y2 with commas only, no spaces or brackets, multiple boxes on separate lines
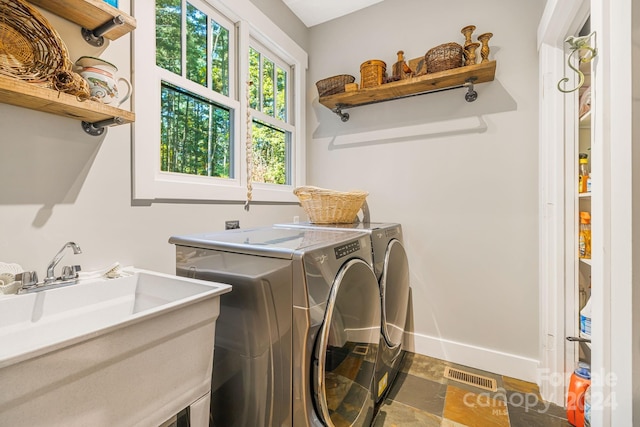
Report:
75,56,132,106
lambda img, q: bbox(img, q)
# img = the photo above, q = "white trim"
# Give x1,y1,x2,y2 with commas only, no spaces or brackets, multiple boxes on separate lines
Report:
405,332,539,383
537,0,589,407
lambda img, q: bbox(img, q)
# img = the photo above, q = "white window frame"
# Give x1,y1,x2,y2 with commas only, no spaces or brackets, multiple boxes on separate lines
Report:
132,0,307,203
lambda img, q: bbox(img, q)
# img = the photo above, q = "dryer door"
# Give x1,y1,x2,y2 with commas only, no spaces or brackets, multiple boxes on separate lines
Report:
313,259,381,427
381,239,410,348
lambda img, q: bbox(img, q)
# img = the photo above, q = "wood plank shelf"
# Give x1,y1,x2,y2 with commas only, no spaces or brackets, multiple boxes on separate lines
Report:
319,60,496,121
0,75,135,125
28,0,136,41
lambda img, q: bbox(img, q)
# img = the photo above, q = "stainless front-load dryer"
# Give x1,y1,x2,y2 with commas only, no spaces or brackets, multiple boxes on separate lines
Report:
275,222,411,403
169,226,382,427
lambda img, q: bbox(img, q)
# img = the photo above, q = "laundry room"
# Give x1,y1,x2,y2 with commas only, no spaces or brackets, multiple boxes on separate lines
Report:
0,0,637,426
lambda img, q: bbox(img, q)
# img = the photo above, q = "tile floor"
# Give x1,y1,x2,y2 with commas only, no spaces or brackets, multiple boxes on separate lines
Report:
374,352,572,427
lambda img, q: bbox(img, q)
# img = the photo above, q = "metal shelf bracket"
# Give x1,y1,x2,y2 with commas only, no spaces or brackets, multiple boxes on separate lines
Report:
82,117,125,136
464,78,478,102
332,105,350,122
81,15,125,47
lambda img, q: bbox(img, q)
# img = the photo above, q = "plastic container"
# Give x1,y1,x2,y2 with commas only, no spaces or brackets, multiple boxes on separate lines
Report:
584,385,591,426
580,297,592,338
579,212,591,259
567,362,591,427
579,153,590,193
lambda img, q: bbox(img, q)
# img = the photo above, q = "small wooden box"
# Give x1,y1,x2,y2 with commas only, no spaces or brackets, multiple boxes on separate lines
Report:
345,83,358,92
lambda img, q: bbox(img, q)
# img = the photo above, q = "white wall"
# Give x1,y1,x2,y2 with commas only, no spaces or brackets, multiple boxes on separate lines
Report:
0,2,304,278
307,0,544,381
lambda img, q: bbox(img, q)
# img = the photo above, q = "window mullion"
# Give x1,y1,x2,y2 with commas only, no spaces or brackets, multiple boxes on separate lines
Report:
181,0,187,79
207,15,212,90
236,19,250,188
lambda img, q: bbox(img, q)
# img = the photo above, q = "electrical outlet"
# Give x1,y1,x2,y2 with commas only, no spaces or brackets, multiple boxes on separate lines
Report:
225,220,240,230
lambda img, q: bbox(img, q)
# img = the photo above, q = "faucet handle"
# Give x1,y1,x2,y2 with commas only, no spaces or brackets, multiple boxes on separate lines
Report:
17,271,39,290
61,265,82,281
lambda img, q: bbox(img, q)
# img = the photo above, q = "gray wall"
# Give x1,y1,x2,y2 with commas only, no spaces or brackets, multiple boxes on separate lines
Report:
0,0,545,382
307,0,544,380
250,0,309,52
0,0,304,278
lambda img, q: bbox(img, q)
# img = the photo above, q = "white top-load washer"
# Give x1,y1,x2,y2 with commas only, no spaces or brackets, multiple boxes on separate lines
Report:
275,222,411,403
169,226,382,427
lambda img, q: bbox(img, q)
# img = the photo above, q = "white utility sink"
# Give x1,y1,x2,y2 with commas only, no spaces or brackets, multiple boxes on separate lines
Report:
0,268,231,427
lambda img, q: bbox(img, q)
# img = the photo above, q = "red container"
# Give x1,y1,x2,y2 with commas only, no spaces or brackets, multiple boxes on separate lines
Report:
567,362,591,427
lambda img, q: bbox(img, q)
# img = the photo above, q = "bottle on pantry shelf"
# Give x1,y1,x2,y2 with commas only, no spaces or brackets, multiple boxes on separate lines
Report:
567,362,591,427
579,153,590,193
580,297,592,339
579,211,591,259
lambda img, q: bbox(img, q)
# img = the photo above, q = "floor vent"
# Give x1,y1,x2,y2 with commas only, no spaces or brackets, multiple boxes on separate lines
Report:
443,366,498,392
353,345,369,356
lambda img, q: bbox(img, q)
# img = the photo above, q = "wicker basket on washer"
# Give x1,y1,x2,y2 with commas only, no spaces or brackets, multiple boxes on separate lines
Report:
294,186,368,224
425,42,464,73
360,59,386,88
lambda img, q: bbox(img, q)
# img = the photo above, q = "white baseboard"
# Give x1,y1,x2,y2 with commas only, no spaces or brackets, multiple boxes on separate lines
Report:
404,331,540,384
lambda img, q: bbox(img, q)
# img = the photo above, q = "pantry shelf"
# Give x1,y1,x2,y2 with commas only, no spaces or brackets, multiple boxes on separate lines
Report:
319,60,496,121
0,75,135,128
28,0,136,41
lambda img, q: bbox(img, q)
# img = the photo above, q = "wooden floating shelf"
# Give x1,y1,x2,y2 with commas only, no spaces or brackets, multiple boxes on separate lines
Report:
28,0,136,41
0,75,135,125
319,60,496,116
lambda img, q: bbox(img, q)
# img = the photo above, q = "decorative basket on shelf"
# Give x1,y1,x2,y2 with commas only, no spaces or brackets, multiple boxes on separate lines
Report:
315,74,355,98
425,42,464,73
294,186,369,224
360,59,386,88
0,0,71,85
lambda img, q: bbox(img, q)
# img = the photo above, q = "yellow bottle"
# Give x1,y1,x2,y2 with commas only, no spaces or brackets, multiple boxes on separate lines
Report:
579,153,590,193
579,211,591,259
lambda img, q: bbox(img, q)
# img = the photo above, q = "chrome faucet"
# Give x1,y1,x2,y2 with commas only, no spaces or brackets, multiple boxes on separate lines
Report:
44,241,82,284
18,242,83,294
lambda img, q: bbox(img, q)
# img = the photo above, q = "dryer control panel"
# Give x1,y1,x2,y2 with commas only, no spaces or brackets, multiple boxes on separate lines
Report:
334,240,361,259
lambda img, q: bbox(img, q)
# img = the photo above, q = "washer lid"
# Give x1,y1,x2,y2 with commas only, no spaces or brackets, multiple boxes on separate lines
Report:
169,226,367,259
314,258,380,427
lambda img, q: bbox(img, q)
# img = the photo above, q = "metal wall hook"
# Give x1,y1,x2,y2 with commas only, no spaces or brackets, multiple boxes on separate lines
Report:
558,31,597,93
81,15,125,47
82,117,125,136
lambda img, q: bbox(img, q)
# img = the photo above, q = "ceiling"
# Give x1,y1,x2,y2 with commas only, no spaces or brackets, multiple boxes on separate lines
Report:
282,0,384,27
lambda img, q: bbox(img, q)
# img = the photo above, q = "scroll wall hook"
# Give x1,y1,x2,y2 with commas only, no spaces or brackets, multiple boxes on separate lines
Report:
557,31,597,93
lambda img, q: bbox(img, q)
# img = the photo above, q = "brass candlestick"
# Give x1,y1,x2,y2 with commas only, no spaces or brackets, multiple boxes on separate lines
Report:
464,42,480,66
461,25,476,47
477,32,493,63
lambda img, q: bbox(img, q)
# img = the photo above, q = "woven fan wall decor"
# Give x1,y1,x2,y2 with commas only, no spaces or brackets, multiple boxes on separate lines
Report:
0,0,71,85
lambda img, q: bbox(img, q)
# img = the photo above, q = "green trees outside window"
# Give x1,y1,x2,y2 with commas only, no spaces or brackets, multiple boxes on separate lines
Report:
155,1,290,186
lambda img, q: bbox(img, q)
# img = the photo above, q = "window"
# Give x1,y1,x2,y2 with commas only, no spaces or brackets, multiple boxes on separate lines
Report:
248,43,293,185
133,0,307,202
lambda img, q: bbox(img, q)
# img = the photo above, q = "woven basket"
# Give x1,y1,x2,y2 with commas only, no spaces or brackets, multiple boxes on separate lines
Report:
425,42,464,73
294,186,368,224
360,60,386,89
316,74,355,97
0,0,71,85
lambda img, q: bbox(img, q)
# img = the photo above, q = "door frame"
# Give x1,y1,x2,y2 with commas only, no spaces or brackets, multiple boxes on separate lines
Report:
537,0,589,407
538,0,636,424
